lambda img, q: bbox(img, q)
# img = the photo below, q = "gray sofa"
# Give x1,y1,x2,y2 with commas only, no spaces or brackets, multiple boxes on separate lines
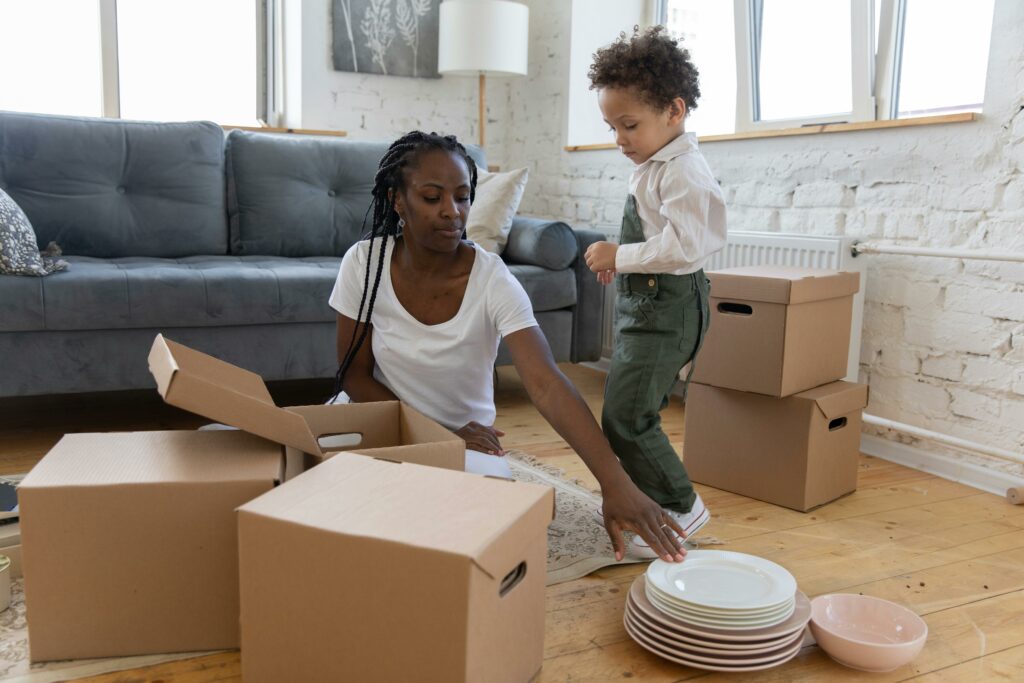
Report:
0,111,604,397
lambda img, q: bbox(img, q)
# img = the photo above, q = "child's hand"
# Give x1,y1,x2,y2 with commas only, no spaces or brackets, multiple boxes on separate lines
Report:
597,269,615,285
585,241,619,273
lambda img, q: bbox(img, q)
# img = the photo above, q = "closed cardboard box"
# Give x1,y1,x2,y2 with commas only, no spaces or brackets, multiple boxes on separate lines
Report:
683,381,869,512
238,452,555,683
20,430,283,661
148,334,465,476
693,266,861,397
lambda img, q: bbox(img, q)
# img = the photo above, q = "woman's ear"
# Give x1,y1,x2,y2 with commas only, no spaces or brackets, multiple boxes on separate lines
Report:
390,189,406,223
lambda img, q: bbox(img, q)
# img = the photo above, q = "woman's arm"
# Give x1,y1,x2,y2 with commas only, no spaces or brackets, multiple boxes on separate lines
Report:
335,313,398,402
505,326,686,562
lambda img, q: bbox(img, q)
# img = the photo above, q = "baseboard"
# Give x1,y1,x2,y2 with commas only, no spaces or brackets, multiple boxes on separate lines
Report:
860,433,1024,497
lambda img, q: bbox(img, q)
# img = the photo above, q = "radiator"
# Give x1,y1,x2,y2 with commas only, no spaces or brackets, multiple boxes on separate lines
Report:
598,230,866,382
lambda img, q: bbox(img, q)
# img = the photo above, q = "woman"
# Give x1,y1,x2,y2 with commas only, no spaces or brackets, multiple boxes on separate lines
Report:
329,131,686,563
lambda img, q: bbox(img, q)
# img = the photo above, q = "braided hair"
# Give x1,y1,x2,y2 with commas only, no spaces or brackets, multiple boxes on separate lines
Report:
329,131,479,403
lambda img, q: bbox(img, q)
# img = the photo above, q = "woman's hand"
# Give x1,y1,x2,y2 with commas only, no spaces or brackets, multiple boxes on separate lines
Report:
455,421,506,455
600,478,687,563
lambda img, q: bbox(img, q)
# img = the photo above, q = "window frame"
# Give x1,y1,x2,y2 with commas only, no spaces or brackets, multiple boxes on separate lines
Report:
96,0,275,125
658,0,985,133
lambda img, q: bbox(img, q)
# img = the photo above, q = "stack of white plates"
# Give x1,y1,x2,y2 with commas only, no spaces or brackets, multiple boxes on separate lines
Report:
623,550,811,672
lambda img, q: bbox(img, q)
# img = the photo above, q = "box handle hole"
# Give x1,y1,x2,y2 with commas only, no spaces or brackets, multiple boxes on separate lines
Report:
317,432,363,451
829,417,848,431
718,302,753,315
499,561,527,597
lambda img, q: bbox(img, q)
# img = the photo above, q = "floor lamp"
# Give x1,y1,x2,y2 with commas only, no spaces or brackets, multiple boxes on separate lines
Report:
438,0,529,149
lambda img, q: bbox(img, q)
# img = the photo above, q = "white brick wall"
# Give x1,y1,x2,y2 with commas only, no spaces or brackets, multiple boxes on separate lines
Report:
287,0,1024,478
495,0,1024,477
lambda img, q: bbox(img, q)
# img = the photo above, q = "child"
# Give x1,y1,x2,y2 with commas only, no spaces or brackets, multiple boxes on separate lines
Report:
584,26,727,558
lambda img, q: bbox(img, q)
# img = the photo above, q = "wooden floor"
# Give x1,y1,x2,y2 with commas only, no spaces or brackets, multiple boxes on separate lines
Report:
3,364,1023,682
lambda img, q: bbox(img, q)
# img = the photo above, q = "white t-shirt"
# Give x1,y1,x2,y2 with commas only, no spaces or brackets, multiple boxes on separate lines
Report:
328,238,537,430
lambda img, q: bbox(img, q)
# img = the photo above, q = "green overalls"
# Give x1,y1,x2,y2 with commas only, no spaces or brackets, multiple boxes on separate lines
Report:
601,195,711,514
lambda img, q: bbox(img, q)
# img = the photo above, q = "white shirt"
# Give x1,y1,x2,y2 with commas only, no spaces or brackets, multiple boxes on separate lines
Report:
328,239,537,431
614,133,728,275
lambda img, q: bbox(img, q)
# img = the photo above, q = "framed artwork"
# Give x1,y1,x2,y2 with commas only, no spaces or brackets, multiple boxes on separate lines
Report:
333,0,440,78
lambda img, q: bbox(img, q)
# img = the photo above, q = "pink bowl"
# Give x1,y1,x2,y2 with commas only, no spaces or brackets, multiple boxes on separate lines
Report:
809,594,928,673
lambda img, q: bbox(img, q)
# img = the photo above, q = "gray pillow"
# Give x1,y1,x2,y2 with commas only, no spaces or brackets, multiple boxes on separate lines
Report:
0,188,67,276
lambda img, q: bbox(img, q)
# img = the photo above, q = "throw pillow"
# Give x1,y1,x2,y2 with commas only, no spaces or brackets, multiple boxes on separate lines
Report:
466,167,529,254
0,188,67,276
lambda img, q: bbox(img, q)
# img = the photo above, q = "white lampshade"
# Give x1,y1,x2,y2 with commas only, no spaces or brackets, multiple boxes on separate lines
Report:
438,0,529,77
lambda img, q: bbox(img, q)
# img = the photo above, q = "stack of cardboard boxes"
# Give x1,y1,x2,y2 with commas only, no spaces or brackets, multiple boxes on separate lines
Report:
683,266,869,512
18,335,554,682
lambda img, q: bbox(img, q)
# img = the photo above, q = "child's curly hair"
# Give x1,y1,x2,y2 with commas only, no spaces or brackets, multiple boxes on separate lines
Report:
588,25,700,114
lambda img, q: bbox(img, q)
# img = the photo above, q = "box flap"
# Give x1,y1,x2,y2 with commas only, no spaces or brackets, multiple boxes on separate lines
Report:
796,381,870,420
148,335,322,456
708,266,860,304
20,431,283,488
238,453,553,571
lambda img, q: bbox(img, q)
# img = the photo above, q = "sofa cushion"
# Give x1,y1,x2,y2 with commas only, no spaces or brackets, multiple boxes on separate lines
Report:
0,256,342,332
0,111,227,258
506,264,577,312
503,217,577,270
226,131,488,257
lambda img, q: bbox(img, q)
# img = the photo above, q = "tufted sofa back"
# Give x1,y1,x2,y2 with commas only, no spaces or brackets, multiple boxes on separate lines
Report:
0,111,227,258
225,129,487,257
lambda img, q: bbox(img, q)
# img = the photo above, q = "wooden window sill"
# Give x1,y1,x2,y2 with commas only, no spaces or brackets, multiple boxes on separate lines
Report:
564,112,978,152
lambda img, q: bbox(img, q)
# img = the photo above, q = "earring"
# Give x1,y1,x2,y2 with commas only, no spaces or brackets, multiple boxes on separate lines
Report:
398,218,406,228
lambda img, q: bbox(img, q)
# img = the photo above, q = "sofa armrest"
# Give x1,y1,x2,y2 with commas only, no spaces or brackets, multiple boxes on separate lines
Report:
503,216,576,270
571,227,606,363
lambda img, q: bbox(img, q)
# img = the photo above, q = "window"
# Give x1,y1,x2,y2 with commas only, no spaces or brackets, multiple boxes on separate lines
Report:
0,0,270,125
654,0,995,135
0,1,105,117
117,0,260,124
661,1,736,137
895,0,994,118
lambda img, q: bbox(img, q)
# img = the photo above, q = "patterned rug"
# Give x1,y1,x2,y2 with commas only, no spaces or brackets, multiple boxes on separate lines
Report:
0,450,709,680
504,450,650,585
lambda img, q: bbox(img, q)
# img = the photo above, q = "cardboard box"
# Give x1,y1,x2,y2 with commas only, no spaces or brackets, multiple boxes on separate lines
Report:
683,381,869,512
693,266,861,397
148,334,465,476
19,430,283,661
238,452,555,683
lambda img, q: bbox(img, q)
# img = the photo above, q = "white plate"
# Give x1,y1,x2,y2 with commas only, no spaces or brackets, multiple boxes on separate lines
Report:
646,580,794,618
624,612,805,672
625,603,805,657
630,575,812,643
625,597,804,652
647,550,797,611
646,588,795,630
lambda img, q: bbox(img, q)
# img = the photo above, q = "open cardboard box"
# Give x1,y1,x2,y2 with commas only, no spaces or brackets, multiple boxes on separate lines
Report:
683,380,869,512
148,334,465,478
20,429,283,661
238,452,555,683
693,266,861,397
18,336,466,662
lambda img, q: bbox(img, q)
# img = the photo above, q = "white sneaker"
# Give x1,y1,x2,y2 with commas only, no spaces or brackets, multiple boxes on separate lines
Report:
592,494,710,560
